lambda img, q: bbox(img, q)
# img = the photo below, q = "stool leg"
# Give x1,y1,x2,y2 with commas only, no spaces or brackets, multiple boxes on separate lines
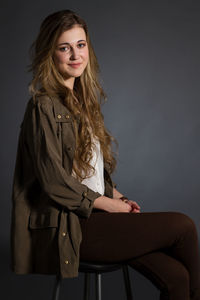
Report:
84,273,91,300
95,273,102,300
52,274,61,300
123,265,133,300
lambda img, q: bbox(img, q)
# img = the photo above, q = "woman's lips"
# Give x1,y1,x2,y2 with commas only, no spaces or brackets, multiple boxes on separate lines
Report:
68,63,82,68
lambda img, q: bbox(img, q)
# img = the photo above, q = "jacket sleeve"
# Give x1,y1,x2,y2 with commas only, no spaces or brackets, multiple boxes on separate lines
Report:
24,98,102,218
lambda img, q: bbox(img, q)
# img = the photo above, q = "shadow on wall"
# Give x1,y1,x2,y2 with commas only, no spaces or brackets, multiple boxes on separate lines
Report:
2,240,160,299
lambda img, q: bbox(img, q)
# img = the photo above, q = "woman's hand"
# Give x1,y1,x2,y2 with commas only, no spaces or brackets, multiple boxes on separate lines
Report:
93,196,132,213
126,200,141,213
112,187,141,213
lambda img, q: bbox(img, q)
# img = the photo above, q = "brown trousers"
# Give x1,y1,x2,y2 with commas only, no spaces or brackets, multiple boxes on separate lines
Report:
79,211,200,300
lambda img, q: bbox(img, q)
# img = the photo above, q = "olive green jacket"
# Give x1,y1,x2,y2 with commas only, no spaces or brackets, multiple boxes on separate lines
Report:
10,93,114,279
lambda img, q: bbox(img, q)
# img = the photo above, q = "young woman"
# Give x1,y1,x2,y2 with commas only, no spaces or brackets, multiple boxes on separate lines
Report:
10,9,200,300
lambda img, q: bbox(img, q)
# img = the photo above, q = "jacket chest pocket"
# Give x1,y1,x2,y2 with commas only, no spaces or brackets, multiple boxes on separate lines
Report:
55,114,76,165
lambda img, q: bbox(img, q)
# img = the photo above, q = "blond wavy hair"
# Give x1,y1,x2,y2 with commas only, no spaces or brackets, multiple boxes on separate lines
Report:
27,9,118,181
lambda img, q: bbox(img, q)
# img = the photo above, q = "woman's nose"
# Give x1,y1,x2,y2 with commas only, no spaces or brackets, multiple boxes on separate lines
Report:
70,47,80,60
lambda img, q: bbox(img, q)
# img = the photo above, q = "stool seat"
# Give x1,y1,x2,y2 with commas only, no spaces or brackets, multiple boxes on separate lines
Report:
79,261,123,273
52,261,133,300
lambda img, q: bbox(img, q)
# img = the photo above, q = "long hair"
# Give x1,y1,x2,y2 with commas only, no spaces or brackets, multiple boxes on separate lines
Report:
27,9,118,181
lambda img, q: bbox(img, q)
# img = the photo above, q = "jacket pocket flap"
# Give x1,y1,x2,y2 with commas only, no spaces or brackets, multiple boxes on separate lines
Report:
55,113,72,123
29,211,59,229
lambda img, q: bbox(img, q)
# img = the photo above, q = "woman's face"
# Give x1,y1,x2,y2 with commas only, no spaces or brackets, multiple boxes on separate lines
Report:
53,25,89,89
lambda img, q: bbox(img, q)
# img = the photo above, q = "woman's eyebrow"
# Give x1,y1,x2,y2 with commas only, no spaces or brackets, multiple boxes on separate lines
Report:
57,39,86,46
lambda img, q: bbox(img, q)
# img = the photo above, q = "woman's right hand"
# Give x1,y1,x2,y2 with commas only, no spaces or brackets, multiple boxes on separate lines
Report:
93,196,132,213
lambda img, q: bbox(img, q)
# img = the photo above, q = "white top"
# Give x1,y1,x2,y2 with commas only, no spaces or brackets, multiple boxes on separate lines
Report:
71,131,105,195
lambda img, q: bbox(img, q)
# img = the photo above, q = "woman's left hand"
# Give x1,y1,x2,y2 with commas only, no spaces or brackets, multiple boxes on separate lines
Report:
127,200,141,213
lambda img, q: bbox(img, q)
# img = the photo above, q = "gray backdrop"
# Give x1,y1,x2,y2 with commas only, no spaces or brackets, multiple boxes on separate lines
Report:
1,0,200,299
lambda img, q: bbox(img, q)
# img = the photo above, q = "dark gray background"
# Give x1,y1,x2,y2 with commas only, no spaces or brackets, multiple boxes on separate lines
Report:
1,0,200,299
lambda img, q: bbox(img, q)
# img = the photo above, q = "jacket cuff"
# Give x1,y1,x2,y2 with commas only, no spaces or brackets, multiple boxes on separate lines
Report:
75,188,102,218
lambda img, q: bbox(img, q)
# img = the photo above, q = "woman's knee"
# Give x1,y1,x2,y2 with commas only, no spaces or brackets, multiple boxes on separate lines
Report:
170,212,198,237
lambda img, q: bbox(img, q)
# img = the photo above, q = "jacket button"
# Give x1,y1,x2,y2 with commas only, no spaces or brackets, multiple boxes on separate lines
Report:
83,191,88,197
65,260,69,264
62,232,66,237
65,114,70,119
57,114,62,119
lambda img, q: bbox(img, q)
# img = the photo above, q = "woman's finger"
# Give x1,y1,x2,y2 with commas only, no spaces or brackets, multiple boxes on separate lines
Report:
128,201,140,209
132,208,141,213
132,201,141,208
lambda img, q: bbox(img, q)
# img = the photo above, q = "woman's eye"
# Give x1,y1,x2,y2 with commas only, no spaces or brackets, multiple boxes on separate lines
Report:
59,47,70,52
78,43,86,48
59,43,86,52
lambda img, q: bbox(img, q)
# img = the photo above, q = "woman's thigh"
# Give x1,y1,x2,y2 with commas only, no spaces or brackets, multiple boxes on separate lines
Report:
79,210,195,262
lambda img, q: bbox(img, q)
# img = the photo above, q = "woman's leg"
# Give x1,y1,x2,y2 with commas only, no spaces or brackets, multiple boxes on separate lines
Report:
128,251,190,300
79,211,200,299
